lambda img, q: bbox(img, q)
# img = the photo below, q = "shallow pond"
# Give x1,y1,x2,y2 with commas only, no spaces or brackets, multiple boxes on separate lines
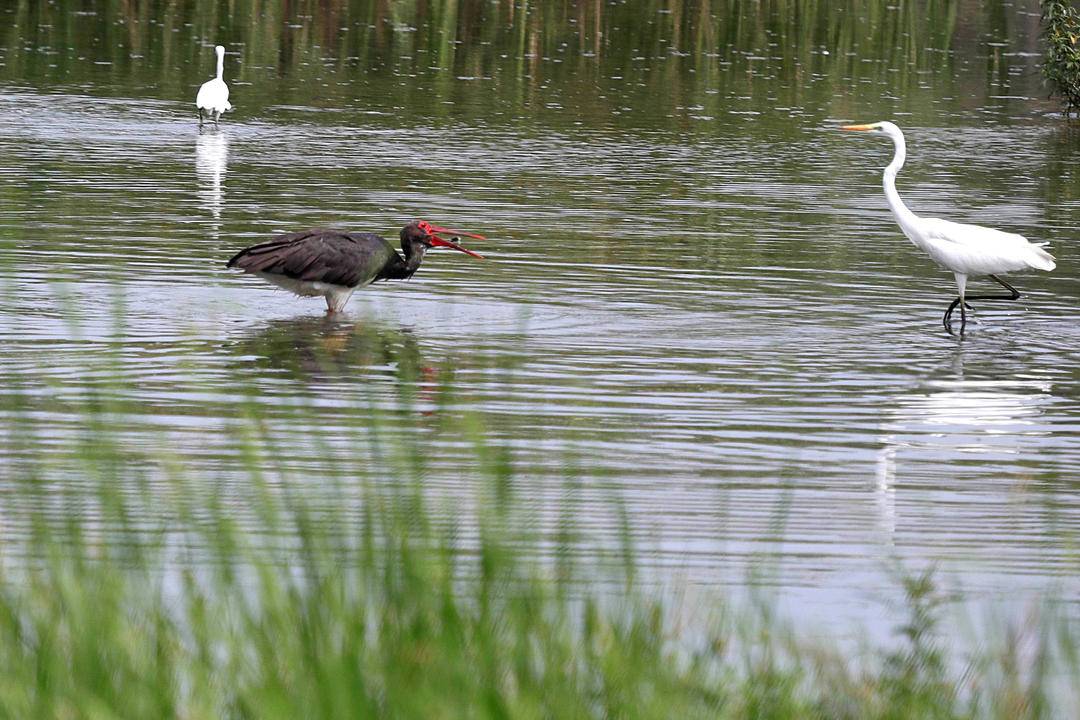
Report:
1,0,1078,640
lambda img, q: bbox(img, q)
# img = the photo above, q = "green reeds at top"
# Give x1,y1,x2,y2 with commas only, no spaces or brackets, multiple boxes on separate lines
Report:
3,0,965,106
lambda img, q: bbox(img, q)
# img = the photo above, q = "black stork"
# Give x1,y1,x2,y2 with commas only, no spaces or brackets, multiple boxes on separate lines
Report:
226,220,485,313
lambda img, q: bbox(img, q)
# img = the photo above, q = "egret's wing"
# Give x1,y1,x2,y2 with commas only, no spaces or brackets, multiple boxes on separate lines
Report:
196,79,230,112
195,81,213,109
922,218,1055,273
923,218,1025,248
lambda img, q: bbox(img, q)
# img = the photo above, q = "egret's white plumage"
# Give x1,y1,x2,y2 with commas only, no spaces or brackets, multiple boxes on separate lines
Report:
196,45,232,128
842,121,1055,333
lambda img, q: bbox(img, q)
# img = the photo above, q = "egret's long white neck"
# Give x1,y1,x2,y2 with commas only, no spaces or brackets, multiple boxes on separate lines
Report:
215,50,225,80
882,129,920,235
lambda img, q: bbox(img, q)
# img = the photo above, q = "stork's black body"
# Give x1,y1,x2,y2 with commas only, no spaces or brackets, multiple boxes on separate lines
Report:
226,221,484,313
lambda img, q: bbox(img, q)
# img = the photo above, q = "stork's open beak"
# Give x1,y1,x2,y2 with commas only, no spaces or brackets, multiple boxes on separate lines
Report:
841,124,876,131
424,224,486,241
430,235,484,259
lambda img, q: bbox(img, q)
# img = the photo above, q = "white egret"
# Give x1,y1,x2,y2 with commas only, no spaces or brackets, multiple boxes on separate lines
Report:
196,45,232,129
842,121,1055,335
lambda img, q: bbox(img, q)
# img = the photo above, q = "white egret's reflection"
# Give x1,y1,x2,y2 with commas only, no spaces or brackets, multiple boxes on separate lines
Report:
889,378,1052,447
874,440,897,546
875,376,1054,543
195,132,229,227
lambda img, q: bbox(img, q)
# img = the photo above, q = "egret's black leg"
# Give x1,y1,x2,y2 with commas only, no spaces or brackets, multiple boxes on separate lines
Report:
943,298,972,333
984,274,1020,300
942,275,1021,335
198,108,204,128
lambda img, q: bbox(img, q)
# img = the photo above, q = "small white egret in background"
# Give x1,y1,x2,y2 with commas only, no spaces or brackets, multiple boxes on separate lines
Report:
196,45,232,129
842,121,1055,335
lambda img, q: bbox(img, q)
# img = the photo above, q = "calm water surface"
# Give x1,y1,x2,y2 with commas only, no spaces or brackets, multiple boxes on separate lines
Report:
1,0,1079,639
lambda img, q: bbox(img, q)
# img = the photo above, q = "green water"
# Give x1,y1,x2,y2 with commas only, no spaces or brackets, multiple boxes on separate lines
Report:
1,0,1078,638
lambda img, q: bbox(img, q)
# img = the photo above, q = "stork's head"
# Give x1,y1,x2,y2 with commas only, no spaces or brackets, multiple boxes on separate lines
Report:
401,221,485,259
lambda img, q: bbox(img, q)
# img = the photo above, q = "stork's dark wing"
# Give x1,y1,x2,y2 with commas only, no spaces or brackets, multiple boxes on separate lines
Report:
226,230,398,288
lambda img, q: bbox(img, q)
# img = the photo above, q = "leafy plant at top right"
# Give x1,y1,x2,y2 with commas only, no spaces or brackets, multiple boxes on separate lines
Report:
1042,0,1080,116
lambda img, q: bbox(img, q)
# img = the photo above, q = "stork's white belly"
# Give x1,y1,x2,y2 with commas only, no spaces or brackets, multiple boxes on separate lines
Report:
255,273,361,297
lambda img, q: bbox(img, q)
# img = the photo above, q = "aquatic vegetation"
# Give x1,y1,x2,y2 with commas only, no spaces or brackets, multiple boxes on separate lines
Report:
0,335,1075,719
1042,0,1080,115
0,0,972,117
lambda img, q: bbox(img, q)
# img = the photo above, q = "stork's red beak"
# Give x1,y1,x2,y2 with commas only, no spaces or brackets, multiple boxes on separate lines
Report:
430,235,484,259
423,224,486,241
